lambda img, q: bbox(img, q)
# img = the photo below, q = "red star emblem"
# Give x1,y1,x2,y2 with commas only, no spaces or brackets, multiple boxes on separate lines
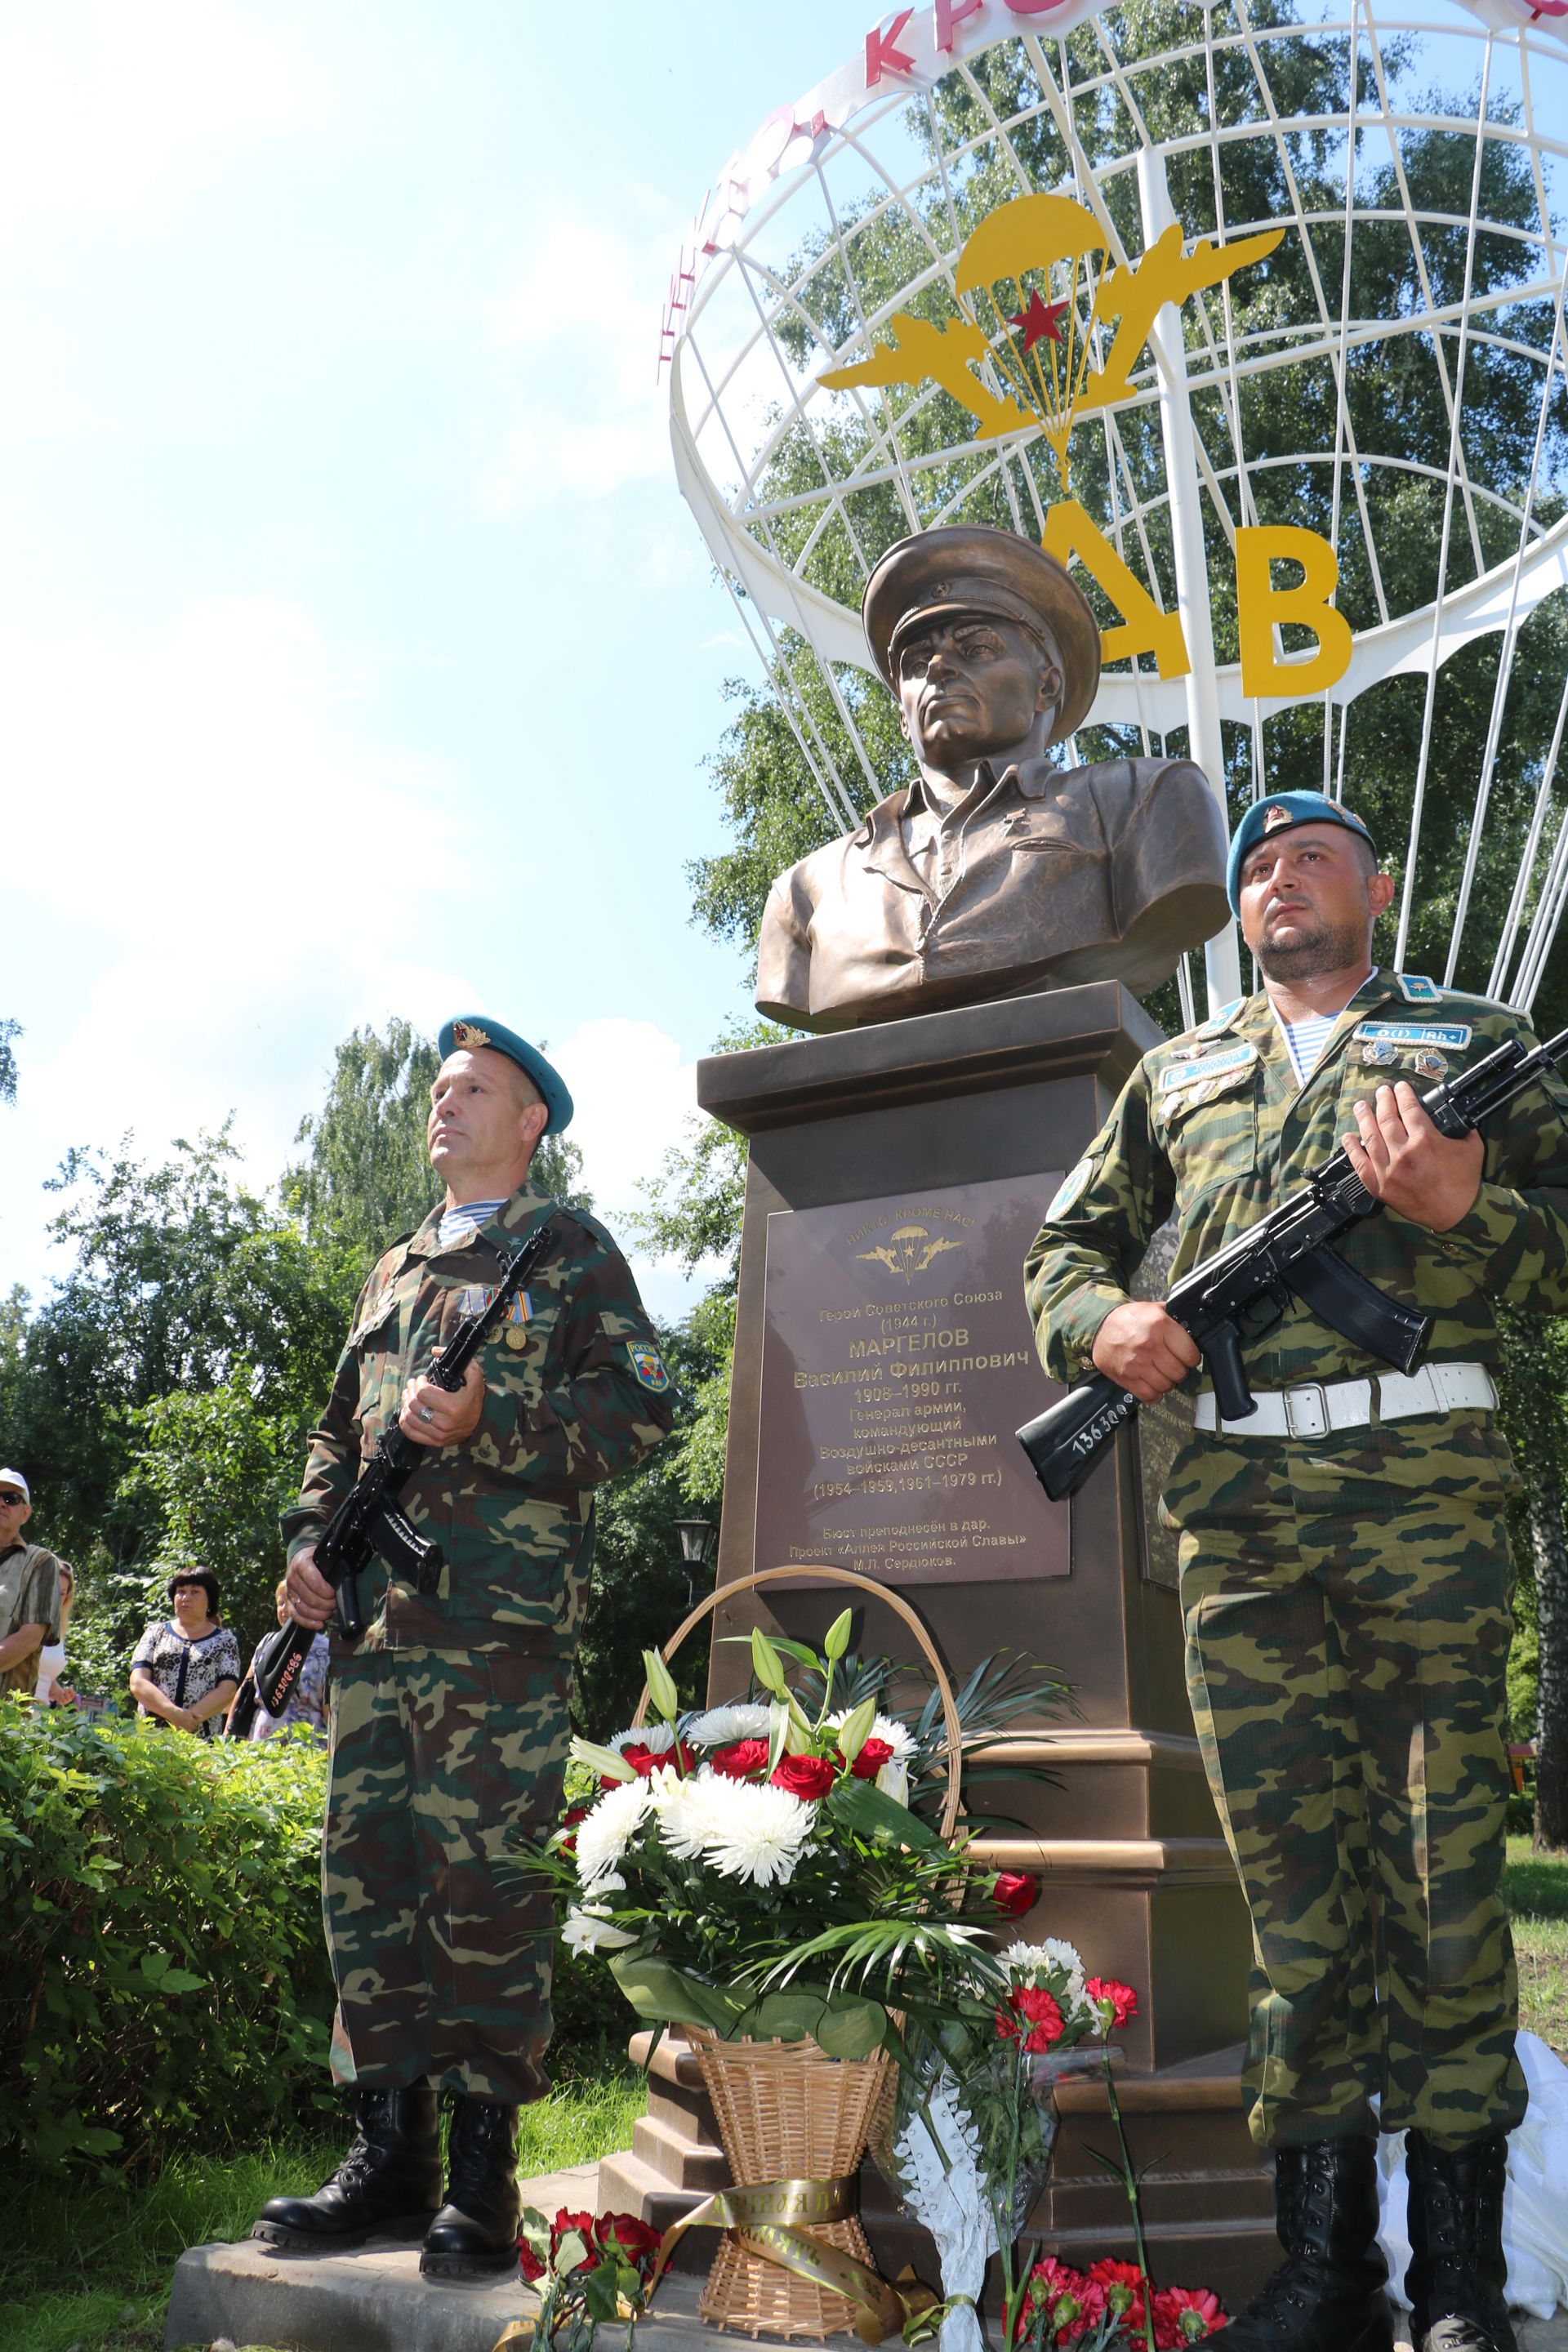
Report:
1008,288,1068,353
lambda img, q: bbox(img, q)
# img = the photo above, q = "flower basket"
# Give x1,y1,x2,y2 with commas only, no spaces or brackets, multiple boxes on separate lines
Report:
686,2023,893,2340
636,1567,963,2341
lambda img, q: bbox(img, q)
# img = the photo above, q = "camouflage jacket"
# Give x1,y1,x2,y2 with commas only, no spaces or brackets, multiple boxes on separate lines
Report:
1026,969,1568,1393
282,1184,676,1650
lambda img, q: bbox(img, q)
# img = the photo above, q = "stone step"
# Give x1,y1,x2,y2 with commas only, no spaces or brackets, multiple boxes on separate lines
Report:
633,2109,730,2193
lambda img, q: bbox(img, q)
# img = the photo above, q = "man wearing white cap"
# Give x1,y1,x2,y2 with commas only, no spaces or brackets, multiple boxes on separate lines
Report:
0,1472,63,1699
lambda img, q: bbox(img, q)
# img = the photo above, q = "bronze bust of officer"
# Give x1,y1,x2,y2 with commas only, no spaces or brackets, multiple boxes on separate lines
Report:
755,524,1230,1032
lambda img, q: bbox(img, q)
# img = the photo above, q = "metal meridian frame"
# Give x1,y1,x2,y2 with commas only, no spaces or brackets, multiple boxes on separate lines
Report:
667,0,1568,1013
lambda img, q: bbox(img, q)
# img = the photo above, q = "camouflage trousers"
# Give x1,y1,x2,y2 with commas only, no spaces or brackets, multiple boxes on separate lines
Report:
323,1645,572,2105
1162,1413,1526,2151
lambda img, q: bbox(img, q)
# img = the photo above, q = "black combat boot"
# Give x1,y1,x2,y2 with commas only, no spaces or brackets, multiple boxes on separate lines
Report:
253,2082,441,2247
1405,2128,1518,2352
420,2093,522,2279
1214,2135,1395,2348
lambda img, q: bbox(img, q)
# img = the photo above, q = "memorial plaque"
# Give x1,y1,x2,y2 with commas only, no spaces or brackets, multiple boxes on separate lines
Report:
754,1174,1068,1585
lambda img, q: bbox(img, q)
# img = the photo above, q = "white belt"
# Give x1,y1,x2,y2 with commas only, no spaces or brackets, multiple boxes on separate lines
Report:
1192,1361,1498,1440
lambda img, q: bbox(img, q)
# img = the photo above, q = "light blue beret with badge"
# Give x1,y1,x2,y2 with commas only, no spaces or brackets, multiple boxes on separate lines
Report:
1227,791,1378,915
438,1016,575,1137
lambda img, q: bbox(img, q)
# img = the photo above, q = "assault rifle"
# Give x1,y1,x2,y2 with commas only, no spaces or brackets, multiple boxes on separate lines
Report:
255,1214,559,1714
1018,1024,1568,1504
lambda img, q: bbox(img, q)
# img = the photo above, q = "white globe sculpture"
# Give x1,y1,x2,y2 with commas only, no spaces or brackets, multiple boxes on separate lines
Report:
663,0,1568,1020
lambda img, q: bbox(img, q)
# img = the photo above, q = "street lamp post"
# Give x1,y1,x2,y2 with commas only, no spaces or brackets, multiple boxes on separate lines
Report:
675,1516,718,1614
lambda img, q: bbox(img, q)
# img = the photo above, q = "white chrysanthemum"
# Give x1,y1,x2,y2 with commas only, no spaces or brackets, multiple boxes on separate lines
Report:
608,1721,675,1753
684,1702,773,1748
562,1904,638,1956
827,1708,917,1761
575,1775,654,1891
648,1764,815,1887
1003,1937,1088,2014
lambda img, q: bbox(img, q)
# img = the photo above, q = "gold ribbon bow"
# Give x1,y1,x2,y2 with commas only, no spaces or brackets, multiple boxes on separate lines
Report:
647,2174,940,2345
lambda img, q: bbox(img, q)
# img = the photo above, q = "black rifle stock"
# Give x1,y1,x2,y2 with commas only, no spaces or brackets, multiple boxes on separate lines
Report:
1018,1025,1568,1504
255,1214,559,1715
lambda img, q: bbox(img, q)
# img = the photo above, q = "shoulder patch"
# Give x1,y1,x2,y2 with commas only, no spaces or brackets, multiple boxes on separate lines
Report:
1196,996,1245,1040
1044,1158,1096,1219
1396,973,1441,1004
627,1341,670,1394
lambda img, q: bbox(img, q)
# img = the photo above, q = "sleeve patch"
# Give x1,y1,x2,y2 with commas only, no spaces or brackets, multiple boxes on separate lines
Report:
1045,1159,1096,1219
627,1342,671,1393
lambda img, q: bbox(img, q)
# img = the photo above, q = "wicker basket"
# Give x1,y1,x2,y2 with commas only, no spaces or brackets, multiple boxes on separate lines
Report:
632,1565,962,2340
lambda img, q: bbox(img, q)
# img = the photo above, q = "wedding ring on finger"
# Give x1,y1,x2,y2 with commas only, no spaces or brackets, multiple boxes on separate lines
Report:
420,1405,435,1423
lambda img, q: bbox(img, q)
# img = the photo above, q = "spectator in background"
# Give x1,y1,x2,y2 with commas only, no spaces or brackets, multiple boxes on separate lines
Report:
244,1579,329,1743
0,1469,63,1700
33,1560,78,1706
129,1570,241,1737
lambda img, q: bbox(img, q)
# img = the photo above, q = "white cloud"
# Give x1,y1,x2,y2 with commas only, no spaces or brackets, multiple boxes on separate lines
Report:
549,1016,723,1322
0,1,300,236
479,196,683,511
0,596,474,1294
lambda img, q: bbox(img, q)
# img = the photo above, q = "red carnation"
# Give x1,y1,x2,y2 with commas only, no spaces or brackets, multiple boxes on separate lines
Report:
1153,2284,1225,2345
849,1736,895,1781
771,1752,837,1801
712,1739,772,1780
992,1870,1040,1918
1085,1974,1139,2029
518,2238,547,2281
1087,2257,1147,2326
996,1984,1066,2053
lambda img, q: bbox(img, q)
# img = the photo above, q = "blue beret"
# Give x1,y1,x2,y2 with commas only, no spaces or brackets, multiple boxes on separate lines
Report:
437,1017,574,1136
1227,791,1377,915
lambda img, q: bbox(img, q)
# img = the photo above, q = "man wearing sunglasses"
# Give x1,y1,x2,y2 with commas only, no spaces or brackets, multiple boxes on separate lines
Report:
0,1470,63,1699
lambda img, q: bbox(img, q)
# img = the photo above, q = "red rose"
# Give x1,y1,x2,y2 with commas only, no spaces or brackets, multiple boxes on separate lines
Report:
617,1740,696,1779
712,1739,772,1780
1085,1975,1139,2029
770,1753,837,1801
849,1736,895,1781
558,1802,590,1855
991,1870,1040,1918
595,2211,663,2266
551,2207,600,2266
518,2239,547,2282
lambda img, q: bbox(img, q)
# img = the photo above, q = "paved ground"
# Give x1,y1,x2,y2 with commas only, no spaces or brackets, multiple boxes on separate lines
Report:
164,2161,1568,2351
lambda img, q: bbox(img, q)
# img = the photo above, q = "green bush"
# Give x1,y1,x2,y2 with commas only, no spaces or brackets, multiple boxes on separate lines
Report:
0,1702,336,2174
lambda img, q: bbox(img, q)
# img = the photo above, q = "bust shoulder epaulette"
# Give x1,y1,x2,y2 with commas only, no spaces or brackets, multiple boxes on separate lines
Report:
1394,973,1509,1015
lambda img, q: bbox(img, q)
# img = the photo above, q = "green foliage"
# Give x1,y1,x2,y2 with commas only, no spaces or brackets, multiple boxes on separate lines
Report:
0,1704,336,2176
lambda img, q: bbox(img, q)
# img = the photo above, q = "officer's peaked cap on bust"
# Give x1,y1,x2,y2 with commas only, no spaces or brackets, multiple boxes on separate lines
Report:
1226,790,1378,915
863,523,1102,744
437,1017,574,1136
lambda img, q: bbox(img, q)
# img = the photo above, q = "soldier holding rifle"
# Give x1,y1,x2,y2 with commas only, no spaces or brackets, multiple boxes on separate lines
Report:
1026,793,1568,2352
254,1016,675,2278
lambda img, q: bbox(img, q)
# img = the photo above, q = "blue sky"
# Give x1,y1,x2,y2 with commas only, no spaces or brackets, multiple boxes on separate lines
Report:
0,0,871,1317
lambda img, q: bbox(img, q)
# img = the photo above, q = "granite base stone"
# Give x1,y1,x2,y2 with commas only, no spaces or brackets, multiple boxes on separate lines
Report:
162,2162,1568,2352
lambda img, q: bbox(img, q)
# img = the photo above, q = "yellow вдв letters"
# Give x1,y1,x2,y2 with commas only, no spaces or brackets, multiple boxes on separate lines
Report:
1040,500,1190,681
1235,526,1353,697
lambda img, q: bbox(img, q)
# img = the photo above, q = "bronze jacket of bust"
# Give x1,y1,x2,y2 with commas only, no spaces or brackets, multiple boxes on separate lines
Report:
755,751,1231,1033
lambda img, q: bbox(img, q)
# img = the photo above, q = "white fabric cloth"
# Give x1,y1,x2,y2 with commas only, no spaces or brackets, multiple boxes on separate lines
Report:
33,1637,65,1700
889,2068,992,2352
437,1198,505,1250
1377,2032,1568,2319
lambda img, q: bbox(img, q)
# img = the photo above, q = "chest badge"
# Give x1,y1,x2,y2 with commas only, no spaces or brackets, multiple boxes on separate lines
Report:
1414,1049,1449,1080
1360,1040,1398,1067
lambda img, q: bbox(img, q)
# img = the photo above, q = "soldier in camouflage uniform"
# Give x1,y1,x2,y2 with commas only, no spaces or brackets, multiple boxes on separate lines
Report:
255,1015,675,2278
1026,793,1568,2352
